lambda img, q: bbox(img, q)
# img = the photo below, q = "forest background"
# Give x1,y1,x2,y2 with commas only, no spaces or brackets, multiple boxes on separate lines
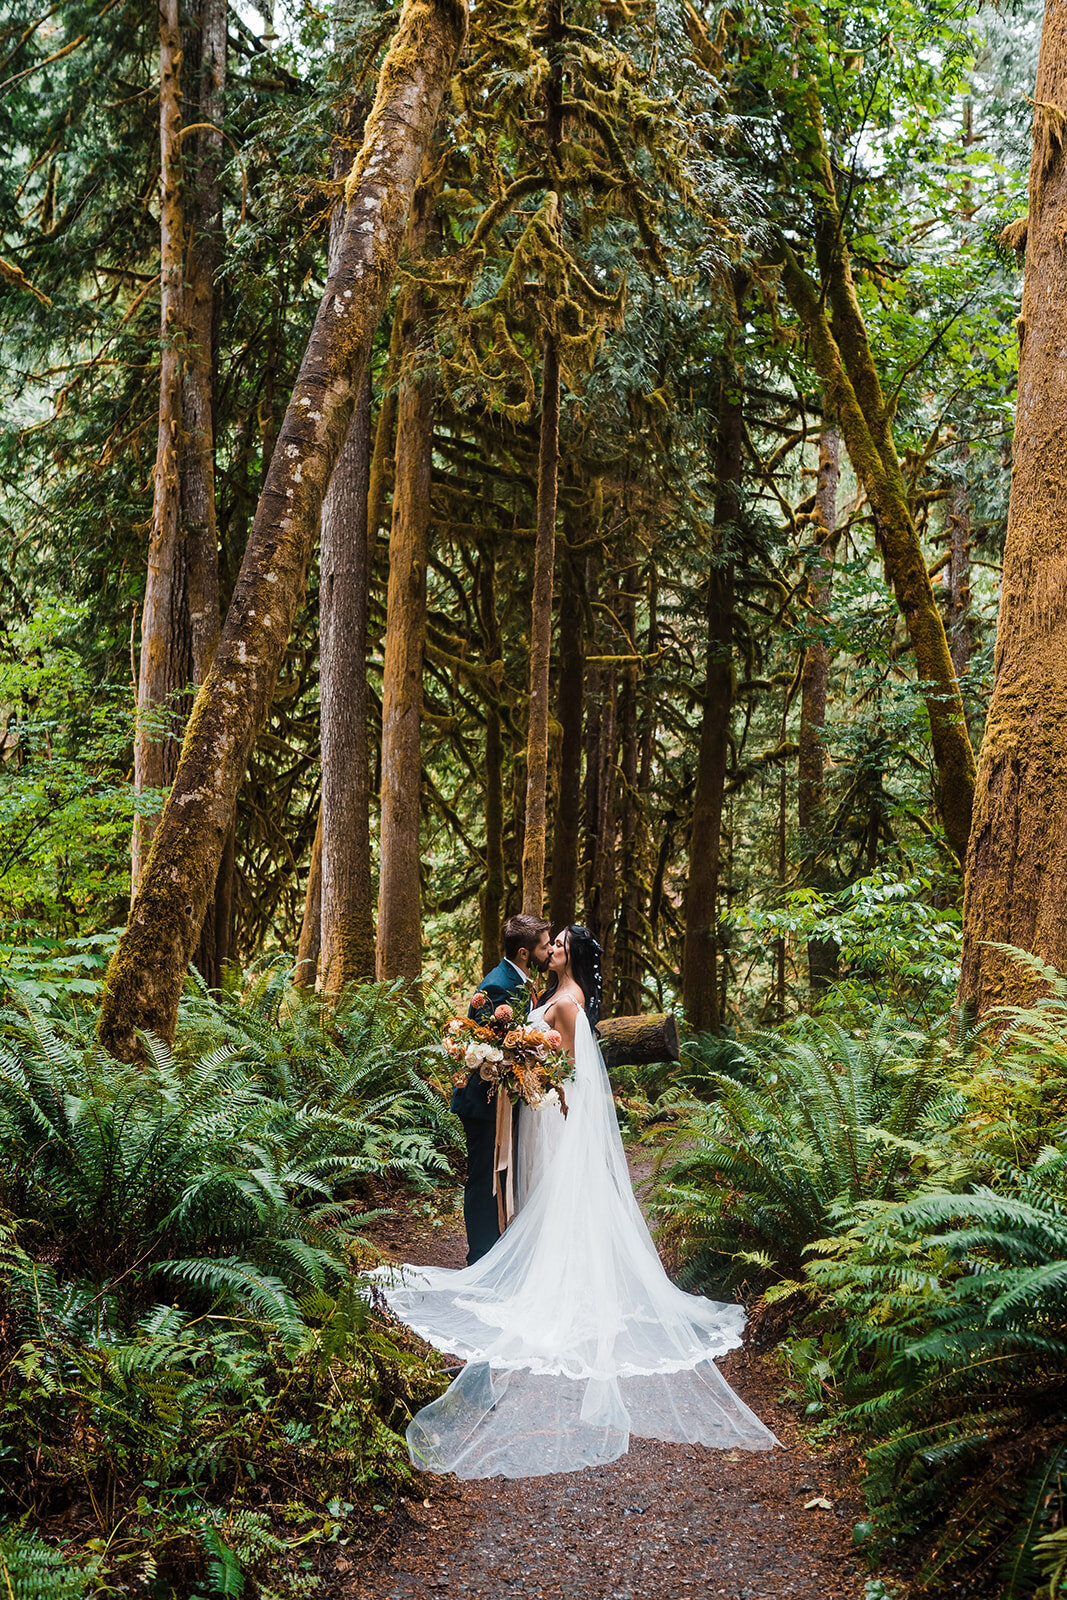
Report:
3,0,1067,1596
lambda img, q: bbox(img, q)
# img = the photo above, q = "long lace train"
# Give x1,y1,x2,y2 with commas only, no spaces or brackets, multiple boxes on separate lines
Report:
372,1003,777,1477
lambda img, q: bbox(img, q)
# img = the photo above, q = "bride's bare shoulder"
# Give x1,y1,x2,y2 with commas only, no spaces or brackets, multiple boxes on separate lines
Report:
542,990,584,1031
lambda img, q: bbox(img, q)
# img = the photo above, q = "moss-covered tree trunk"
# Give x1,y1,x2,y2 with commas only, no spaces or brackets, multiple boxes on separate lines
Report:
99,0,468,1055
132,0,187,889
682,343,742,1035
479,544,506,970
614,579,643,1014
945,453,974,681
779,89,975,865
586,569,619,1004
320,97,376,994
521,331,560,916
960,7,1067,1012
321,368,375,992
548,545,584,932
375,178,436,983
798,425,840,994
179,0,224,688
520,0,563,917
184,0,226,983
294,808,322,989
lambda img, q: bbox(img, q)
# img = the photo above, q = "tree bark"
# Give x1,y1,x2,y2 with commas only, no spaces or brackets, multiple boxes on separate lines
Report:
548,547,584,932
587,571,618,1005
185,0,226,984
479,545,506,970
597,1012,679,1070
320,91,376,995
321,369,375,991
798,425,840,994
99,0,469,1056
613,579,643,1014
520,0,563,917
960,5,1067,1013
945,455,974,681
778,89,975,865
521,330,560,915
132,0,187,889
179,0,224,687
682,337,742,1035
376,178,437,983
294,808,322,989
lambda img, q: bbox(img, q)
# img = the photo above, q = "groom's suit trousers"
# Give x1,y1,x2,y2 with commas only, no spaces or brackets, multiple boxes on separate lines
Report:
460,1113,500,1265
453,959,529,1265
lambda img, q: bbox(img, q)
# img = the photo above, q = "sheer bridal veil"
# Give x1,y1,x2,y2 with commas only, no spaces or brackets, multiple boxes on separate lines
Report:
373,1004,777,1477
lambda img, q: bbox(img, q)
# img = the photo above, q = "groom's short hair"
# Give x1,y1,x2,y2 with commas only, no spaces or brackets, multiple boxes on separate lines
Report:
503,913,550,961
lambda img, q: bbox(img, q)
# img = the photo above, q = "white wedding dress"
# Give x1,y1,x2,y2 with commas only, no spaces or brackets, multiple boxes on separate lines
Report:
372,998,777,1477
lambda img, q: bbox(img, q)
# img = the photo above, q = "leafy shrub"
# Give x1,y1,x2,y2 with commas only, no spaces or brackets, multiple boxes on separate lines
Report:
808,1152,1067,1596
178,961,463,1164
655,973,1067,1597
0,1526,98,1600
652,1012,965,1293
0,991,453,1594
733,872,962,1022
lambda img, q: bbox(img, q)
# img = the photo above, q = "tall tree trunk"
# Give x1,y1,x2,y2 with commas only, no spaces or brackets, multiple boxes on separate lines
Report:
521,332,560,916
960,7,1067,1013
548,545,584,932
520,0,563,917
320,92,375,994
376,178,436,983
945,454,974,681
179,0,224,686
294,808,322,989
132,0,187,889
778,88,975,864
99,0,469,1056
682,334,743,1035
367,308,403,548
591,576,619,1007
582,555,602,927
322,369,375,991
479,544,506,970
185,0,226,984
614,578,643,1014
798,425,840,994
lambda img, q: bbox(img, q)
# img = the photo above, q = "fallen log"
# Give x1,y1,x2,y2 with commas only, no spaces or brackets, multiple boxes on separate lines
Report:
596,1012,679,1070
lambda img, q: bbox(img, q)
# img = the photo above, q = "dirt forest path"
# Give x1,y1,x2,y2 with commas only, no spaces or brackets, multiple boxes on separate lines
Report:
347,1157,869,1600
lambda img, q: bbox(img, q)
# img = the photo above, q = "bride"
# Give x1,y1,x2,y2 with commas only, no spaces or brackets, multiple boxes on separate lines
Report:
373,924,777,1478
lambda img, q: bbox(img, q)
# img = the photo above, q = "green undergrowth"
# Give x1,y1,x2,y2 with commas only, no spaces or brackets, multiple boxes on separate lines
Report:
650,954,1067,1599
0,965,459,1597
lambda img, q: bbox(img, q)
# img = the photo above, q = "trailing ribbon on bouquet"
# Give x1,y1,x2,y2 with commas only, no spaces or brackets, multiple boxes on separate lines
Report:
492,1090,515,1231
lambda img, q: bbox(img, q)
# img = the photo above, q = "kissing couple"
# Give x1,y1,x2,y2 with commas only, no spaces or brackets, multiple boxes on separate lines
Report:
450,911,588,1265
372,912,778,1479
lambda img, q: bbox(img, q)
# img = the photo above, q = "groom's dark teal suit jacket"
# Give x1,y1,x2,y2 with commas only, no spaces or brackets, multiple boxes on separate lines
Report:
449,959,530,1123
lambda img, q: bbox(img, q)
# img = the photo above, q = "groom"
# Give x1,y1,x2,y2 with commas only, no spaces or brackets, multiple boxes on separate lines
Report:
451,913,551,1265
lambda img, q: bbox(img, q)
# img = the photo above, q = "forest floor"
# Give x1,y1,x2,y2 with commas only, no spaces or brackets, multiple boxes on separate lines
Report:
341,1156,875,1600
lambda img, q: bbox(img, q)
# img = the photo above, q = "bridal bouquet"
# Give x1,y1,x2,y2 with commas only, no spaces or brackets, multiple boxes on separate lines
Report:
442,994,574,1114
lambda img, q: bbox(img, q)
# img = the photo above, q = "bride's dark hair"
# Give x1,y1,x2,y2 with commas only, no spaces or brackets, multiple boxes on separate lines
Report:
544,924,604,1027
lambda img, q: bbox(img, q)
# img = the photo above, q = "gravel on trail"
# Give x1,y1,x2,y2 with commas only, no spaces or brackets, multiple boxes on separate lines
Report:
343,1165,870,1600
